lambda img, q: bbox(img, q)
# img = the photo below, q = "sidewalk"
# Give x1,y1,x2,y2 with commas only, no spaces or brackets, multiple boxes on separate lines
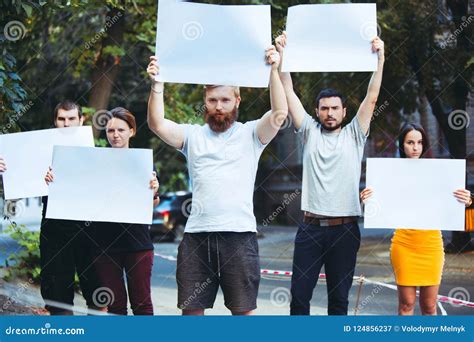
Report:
0,278,47,316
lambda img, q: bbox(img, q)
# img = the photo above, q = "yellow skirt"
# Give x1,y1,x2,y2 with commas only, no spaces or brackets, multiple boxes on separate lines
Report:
390,229,444,286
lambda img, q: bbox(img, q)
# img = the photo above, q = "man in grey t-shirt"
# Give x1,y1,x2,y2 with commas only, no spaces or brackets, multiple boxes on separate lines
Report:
146,46,288,315
276,33,385,315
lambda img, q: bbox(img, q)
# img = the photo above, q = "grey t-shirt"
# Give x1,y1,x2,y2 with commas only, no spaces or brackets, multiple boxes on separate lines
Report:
297,113,368,217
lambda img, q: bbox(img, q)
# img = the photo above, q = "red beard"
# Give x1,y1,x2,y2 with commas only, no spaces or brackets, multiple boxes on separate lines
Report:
205,106,238,133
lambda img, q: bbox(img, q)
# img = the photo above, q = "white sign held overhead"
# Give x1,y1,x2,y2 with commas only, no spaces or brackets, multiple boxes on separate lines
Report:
282,3,378,72
155,0,271,87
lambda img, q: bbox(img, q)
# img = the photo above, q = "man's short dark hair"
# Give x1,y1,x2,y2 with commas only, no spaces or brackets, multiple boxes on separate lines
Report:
315,88,346,109
54,100,82,120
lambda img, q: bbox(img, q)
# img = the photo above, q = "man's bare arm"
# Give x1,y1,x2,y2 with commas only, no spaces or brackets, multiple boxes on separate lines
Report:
257,46,289,145
356,37,385,135
275,32,306,130
147,56,185,150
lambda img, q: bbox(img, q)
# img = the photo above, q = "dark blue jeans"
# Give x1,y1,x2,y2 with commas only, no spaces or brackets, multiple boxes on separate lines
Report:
290,222,361,315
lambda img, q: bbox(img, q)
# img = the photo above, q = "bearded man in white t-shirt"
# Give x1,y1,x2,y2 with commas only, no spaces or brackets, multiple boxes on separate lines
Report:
146,45,287,315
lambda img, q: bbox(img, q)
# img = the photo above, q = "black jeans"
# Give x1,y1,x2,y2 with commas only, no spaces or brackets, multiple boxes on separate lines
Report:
40,219,101,314
290,222,360,315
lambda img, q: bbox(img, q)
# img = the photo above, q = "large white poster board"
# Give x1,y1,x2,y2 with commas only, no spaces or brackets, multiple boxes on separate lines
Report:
0,127,94,200
46,146,154,225
364,158,466,231
155,0,271,87
282,3,378,72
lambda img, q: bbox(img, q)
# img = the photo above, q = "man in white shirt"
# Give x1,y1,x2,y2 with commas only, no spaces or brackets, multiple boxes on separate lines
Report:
146,46,287,315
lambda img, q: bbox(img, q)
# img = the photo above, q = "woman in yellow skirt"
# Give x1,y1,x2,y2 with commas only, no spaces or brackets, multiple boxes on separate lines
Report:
361,123,472,315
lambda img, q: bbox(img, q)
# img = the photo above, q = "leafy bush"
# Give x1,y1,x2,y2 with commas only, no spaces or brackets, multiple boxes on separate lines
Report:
3,221,40,283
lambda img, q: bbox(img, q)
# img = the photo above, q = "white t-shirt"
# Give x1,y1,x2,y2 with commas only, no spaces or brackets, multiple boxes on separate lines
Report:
179,120,267,233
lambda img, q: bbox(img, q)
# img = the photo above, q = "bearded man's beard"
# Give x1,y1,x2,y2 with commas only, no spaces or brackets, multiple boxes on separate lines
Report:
320,120,343,131
205,106,238,133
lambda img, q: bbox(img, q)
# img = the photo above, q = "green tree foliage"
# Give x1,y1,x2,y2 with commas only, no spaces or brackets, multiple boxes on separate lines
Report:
3,222,40,281
1,0,471,185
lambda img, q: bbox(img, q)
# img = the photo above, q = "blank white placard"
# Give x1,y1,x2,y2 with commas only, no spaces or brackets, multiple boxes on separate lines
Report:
155,0,271,87
0,126,94,200
364,158,466,231
282,3,378,72
46,146,154,225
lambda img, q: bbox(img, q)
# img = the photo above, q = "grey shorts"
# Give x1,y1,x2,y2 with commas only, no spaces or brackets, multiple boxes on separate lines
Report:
176,232,260,312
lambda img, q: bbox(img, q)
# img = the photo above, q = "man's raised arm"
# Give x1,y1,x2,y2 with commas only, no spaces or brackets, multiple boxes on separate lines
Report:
147,56,185,149
257,46,289,145
356,37,385,135
275,32,306,130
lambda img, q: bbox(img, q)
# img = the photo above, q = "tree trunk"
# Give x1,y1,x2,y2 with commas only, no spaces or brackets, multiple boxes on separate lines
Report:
88,7,125,138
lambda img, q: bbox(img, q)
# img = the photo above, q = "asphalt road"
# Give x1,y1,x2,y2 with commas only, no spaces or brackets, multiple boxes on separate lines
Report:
150,225,474,315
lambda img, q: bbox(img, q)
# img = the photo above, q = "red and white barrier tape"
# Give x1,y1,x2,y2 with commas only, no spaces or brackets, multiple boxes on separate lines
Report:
260,269,474,309
261,269,292,276
437,295,474,308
